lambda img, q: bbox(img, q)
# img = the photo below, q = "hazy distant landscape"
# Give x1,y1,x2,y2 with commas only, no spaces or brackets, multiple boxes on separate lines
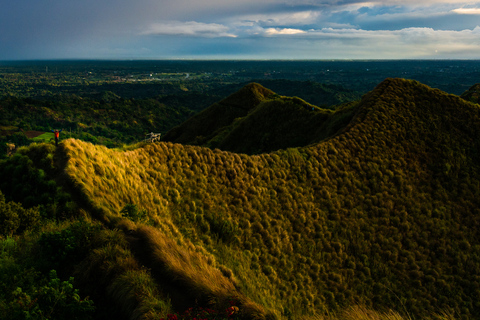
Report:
1,60,479,150
2,60,479,96
1,60,480,320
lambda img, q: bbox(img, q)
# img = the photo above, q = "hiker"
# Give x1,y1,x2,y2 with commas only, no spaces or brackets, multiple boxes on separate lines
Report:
50,129,62,146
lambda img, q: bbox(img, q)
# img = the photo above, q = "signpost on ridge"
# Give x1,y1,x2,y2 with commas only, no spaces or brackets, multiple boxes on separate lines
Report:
145,132,161,143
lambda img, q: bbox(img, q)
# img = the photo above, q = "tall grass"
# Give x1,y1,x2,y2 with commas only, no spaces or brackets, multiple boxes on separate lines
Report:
58,79,480,319
310,306,456,320
74,223,174,320
124,222,272,320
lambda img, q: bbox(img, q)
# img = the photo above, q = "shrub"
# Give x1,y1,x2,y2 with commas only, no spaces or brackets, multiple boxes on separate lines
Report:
205,212,239,243
38,220,101,266
0,270,95,320
0,190,41,236
120,203,148,222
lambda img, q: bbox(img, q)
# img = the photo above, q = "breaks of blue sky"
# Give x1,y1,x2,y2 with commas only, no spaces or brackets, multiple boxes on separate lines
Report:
1,0,480,60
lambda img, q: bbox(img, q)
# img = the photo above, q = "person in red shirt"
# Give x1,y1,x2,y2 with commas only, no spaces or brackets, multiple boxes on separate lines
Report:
50,129,62,146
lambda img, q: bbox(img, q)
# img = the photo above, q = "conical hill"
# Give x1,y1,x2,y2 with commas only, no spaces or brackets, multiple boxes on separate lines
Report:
461,83,480,104
162,83,275,146
164,82,358,154
342,78,480,182
25,78,480,319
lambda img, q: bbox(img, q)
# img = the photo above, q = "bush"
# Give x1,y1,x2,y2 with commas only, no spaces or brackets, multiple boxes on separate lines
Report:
0,190,41,237
120,203,148,222
38,220,101,265
0,148,76,220
0,269,95,320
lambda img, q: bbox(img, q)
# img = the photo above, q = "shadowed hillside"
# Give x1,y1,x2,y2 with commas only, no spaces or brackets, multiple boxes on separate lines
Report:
208,79,361,109
49,78,480,319
163,83,275,147
461,83,480,104
163,83,358,154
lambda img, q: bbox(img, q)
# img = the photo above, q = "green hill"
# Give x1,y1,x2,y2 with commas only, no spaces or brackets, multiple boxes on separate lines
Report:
163,83,358,154
461,83,480,104
163,83,276,147
208,79,361,109
1,78,480,320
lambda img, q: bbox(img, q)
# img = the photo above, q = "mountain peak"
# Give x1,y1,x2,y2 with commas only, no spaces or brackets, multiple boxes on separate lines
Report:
164,82,360,154
162,83,275,145
461,83,480,104
218,82,275,111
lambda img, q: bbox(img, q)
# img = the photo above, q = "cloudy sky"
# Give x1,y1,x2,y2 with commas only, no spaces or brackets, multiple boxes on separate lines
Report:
1,0,480,60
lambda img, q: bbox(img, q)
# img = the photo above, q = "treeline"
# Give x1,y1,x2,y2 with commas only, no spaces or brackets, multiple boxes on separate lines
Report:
0,78,361,155
0,93,219,149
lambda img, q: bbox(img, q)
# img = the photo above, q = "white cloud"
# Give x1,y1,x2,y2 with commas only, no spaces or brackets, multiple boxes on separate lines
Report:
307,26,480,57
142,21,237,38
335,0,479,5
284,25,480,42
221,23,480,58
452,7,480,14
264,28,307,35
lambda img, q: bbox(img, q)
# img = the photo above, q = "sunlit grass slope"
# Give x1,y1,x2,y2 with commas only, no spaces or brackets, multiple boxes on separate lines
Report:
62,78,480,319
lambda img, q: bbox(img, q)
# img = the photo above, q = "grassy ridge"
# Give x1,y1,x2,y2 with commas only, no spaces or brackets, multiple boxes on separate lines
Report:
163,83,358,154
58,78,480,319
460,83,480,104
209,80,361,109
211,97,357,154
164,83,276,146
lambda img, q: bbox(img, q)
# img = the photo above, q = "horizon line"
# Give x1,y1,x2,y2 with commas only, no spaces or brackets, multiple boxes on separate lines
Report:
2,58,480,63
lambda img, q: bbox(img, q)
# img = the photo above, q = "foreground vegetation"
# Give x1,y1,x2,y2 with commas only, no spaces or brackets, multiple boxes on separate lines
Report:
1,78,480,319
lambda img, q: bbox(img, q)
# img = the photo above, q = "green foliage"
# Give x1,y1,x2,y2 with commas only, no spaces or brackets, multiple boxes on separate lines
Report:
247,79,361,109
0,269,95,320
0,190,41,236
74,225,174,320
460,83,480,104
3,76,480,320
0,144,76,219
120,203,148,222
0,235,94,320
164,83,276,147
32,132,54,143
204,211,239,243
0,90,213,147
38,220,101,266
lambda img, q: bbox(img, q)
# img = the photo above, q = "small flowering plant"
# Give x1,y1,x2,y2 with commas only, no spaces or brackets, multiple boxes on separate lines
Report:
162,300,241,320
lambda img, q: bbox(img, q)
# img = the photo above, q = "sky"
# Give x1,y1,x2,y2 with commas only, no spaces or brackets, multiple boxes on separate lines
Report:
1,0,480,60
